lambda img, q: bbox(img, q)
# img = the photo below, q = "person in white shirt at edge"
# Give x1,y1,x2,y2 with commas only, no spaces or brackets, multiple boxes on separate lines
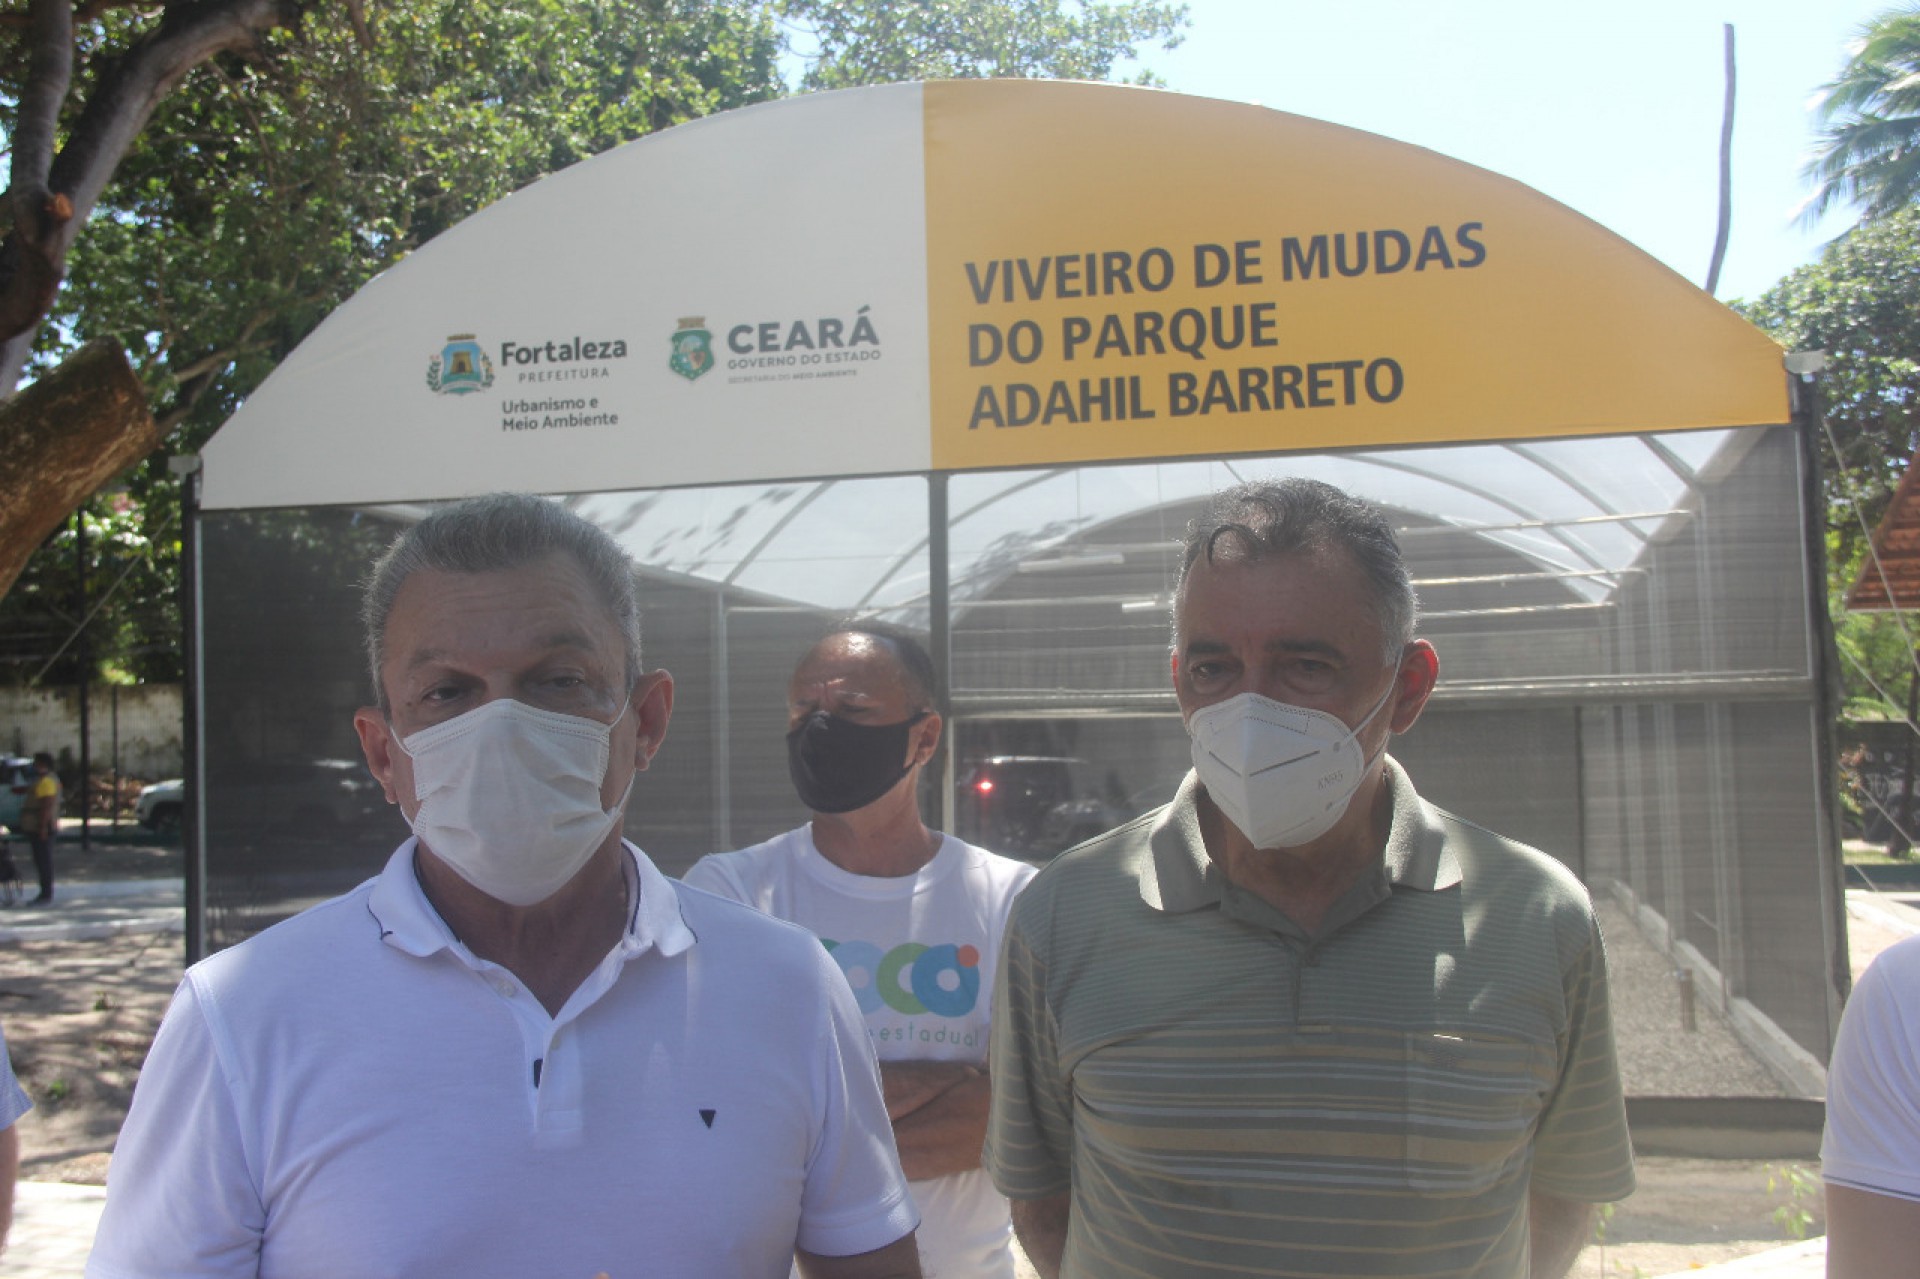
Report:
685,624,1036,1279
86,493,921,1279
1823,931,1920,1279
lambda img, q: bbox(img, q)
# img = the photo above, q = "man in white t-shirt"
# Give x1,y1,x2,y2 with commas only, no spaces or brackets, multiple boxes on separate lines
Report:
1824,931,1920,1278
88,494,919,1279
686,625,1036,1279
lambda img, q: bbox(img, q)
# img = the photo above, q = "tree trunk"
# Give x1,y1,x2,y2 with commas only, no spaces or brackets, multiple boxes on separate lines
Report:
0,340,158,595
0,0,310,395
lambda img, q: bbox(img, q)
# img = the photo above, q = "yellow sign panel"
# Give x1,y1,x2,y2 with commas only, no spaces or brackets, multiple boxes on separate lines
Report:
923,81,1789,471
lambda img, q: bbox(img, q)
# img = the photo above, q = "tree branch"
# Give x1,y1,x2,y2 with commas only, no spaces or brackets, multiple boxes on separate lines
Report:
0,0,312,386
12,0,72,188
0,0,77,339
0,0,150,28
50,0,308,236
0,341,159,597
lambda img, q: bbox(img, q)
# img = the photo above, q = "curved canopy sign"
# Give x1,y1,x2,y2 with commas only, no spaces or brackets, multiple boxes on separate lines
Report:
202,80,1788,510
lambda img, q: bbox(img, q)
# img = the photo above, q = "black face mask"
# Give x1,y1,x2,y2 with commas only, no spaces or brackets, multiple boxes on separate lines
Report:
787,709,929,814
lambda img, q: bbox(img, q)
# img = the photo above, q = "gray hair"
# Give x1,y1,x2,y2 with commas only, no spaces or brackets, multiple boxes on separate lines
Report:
361,493,641,705
1175,479,1418,659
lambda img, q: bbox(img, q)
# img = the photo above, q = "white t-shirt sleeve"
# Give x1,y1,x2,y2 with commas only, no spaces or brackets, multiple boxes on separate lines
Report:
1823,936,1920,1203
796,940,920,1258
681,853,750,903
87,977,267,1279
0,1023,30,1129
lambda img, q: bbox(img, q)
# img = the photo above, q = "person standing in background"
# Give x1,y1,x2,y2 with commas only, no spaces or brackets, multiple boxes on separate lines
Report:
687,624,1036,1279
22,753,59,906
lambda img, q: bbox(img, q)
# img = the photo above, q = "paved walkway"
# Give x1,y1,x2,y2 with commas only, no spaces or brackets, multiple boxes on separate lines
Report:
0,880,182,946
2,879,175,1276
1847,885,1920,939
6,1182,106,1276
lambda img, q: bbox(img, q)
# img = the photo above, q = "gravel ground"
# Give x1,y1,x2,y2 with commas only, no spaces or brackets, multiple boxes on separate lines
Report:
1597,895,1791,1098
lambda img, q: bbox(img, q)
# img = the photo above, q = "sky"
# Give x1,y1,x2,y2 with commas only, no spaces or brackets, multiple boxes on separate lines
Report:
1126,0,1885,304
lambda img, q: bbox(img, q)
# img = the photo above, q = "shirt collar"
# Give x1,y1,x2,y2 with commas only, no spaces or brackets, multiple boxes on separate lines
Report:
1138,756,1460,915
1380,758,1463,892
368,837,698,962
1138,771,1224,913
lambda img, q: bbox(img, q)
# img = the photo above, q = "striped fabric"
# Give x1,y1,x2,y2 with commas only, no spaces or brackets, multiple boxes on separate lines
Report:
986,761,1634,1278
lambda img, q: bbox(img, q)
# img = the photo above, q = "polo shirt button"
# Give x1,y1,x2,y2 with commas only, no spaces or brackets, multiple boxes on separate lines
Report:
495,981,516,997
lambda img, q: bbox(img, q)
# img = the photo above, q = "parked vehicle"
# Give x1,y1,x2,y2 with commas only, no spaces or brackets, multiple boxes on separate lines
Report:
0,755,35,834
955,755,1131,861
136,778,185,834
137,759,389,841
223,758,386,834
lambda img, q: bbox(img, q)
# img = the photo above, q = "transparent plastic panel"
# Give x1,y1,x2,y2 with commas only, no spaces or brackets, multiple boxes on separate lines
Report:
195,424,1840,1102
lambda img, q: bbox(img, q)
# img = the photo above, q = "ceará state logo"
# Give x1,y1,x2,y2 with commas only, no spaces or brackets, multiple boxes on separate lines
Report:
685,305,884,378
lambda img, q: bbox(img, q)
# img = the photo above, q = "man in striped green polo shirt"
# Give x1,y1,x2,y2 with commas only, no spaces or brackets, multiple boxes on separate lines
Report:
985,479,1633,1278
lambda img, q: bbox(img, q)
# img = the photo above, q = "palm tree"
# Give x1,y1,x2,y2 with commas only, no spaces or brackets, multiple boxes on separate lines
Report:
1805,5,1920,224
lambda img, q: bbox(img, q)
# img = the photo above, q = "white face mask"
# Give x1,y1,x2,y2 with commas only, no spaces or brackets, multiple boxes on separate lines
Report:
1185,676,1396,850
392,697,633,907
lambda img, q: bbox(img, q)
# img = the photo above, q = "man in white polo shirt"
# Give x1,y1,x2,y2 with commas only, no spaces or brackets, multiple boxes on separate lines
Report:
89,494,920,1279
687,625,1035,1279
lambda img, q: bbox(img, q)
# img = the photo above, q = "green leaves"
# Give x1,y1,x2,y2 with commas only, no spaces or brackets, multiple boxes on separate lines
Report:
780,0,1189,91
1805,6,1920,223
23,0,1188,464
1739,210,1920,715
1740,210,1920,556
43,0,786,447
0,0,1189,683
0,495,181,686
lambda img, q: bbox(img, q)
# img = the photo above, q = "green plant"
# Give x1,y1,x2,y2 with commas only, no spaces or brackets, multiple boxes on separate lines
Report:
1588,1202,1649,1276
43,1078,69,1103
92,991,111,1012
1767,1163,1821,1241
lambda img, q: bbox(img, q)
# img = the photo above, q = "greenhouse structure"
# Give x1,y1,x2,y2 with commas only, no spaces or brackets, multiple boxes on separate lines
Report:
186,80,1840,1107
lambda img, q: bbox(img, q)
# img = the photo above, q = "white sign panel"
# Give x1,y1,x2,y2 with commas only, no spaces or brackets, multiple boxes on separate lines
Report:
203,84,931,509
201,80,1789,511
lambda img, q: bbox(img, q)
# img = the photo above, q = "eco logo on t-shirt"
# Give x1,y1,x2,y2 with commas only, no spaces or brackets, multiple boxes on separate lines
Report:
821,940,981,1017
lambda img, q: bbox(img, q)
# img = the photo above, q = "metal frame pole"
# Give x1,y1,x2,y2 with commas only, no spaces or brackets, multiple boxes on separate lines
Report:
174,457,207,964
1792,366,1852,1049
929,474,953,831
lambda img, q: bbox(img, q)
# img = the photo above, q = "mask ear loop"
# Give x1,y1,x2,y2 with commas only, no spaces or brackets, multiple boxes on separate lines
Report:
603,686,641,813
1350,659,1405,770
388,714,416,763
903,707,935,768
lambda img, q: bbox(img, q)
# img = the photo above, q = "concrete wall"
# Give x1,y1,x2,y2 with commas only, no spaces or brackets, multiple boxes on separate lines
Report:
0,684,183,780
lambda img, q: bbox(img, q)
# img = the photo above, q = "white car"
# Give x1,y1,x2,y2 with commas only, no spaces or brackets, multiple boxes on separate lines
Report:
0,756,33,834
135,779,184,834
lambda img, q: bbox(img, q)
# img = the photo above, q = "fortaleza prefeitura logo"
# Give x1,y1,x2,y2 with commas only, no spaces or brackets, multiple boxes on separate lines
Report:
425,335,494,395
428,331,631,397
